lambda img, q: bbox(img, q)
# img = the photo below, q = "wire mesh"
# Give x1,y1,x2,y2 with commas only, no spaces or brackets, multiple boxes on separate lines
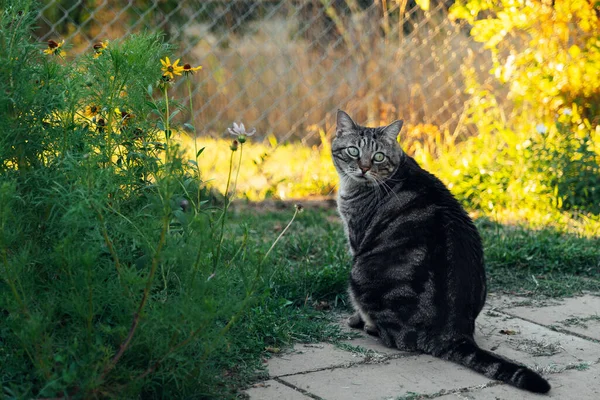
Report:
35,0,495,144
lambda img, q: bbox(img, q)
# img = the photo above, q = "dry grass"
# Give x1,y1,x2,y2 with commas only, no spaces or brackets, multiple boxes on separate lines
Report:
185,7,491,142
37,1,493,144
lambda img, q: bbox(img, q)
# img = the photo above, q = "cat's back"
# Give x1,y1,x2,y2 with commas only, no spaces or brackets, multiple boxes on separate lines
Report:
356,156,484,273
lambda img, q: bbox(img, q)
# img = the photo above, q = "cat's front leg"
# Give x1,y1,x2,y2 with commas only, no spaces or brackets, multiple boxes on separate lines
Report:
348,312,364,329
348,312,379,336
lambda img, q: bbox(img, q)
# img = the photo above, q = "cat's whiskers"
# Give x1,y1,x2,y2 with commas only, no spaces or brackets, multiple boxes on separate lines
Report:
372,173,400,203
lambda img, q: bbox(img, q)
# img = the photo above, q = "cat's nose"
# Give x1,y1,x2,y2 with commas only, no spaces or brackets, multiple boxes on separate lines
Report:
359,165,371,174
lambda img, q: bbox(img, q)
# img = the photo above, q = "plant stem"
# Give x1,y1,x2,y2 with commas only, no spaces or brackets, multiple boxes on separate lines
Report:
212,148,235,275
261,205,300,264
186,78,202,211
164,85,170,148
95,208,121,276
100,213,170,381
231,143,244,196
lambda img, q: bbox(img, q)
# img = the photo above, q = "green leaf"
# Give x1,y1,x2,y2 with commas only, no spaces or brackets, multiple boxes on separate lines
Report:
184,122,195,131
196,147,205,158
169,109,180,121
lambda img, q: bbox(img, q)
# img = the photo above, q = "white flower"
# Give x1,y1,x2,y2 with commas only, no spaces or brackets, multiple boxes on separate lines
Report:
536,124,547,134
562,108,572,116
227,122,256,137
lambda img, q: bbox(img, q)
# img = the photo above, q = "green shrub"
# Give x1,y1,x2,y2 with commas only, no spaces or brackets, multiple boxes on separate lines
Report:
423,0,600,214
0,2,315,398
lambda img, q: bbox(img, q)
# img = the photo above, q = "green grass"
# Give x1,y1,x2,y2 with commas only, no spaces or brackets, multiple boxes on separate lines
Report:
235,205,600,303
477,218,600,297
189,203,599,395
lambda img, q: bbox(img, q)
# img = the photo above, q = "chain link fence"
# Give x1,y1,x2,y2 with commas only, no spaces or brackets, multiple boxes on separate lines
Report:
35,0,495,144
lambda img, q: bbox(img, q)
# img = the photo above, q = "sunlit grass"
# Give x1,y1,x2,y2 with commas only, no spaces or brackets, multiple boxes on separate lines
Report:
176,127,600,239
178,133,338,201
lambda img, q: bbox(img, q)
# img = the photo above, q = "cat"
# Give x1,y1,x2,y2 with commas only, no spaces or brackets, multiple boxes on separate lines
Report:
331,110,551,394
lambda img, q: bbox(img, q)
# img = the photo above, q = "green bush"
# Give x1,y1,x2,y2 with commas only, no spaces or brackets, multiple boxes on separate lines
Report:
421,0,600,214
0,2,321,398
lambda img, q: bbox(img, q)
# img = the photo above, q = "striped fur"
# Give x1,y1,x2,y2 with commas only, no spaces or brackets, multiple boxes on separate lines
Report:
332,110,550,394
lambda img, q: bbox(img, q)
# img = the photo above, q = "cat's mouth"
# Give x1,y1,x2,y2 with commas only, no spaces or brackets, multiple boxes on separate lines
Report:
350,172,375,183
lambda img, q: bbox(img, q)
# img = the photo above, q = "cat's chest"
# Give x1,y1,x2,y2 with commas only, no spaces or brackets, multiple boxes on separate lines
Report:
337,192,377,252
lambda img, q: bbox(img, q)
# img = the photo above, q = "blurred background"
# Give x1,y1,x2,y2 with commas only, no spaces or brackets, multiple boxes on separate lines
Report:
33,0,600,214
34,0,490,142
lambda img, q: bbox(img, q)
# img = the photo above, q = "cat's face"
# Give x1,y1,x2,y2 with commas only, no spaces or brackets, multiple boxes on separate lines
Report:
331,110,404,186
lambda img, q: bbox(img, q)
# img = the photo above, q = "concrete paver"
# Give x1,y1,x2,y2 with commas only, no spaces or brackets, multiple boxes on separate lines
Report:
280,355,490,400
245,379,313,400
500,295,600,341
485,294,562,310
436,363,600,400
475,309,600,372
267,343,364,377
342,335,408,356
246,295,600,400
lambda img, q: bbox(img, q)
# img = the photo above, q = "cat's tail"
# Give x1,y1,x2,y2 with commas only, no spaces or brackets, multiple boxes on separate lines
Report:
430,335,550,394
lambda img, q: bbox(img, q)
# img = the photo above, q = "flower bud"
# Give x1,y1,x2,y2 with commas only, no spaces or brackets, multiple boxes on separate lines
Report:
180,199,189,212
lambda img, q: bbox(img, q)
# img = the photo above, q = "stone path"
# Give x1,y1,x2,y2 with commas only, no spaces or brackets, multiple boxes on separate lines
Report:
246,294,600,400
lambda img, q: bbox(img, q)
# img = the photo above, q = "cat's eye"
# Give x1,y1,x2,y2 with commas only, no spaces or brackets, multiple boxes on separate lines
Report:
346,146,360,157
373,152,386,163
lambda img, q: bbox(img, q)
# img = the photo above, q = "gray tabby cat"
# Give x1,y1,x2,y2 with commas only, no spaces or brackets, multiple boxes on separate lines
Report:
332,110,550,394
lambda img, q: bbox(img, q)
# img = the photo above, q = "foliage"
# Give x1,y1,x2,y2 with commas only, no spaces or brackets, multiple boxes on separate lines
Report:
435,0,600,214
0,2,333,398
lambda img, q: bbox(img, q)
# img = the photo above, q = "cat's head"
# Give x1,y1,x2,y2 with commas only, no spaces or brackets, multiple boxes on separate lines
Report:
331,110,404,186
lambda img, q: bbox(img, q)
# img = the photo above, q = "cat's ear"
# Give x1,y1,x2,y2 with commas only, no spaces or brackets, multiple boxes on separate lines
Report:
381,120,404,141
336,110,357,135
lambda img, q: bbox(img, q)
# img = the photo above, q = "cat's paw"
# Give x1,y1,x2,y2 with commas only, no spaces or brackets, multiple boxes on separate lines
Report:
364,323,379,337
348,313,364,329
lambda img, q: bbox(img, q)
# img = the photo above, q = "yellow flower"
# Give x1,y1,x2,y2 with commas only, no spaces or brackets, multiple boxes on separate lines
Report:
160,57,184,80
183,63,202,76
43,39,66,56
93,40,109,58
84,105,100,118
115,108,133,126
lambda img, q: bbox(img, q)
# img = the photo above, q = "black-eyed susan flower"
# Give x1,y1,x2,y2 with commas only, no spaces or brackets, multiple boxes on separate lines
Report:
183,63,202,76
227,122,256,144
93,40,109,58
84,105,101,118
160,57,184,80
43,39,66,56
96,117,106,133
115,108,133,126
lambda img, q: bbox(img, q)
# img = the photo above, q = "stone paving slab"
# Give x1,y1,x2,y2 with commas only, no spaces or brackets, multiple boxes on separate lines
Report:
497,295,600,341
245,379,313,400
280,355,491,400
267,343,364,377
436,363,600,400
475,309,600,373
485,294,562,310
342,335,409,356
248,296,600,400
